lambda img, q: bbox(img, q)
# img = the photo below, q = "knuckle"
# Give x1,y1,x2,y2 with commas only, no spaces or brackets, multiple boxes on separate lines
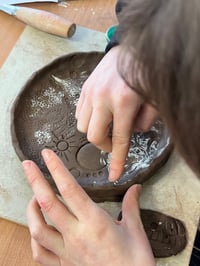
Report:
27,171,38,186
61,182,79,200
117,89,135,104
95,86,107,98
115,96,127,108
47,158,61,177
112,135,130,145
31,224,44,242
39,196,55,213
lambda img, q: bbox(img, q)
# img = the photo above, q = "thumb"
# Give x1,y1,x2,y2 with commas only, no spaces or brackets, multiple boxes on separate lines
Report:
121,184,143,232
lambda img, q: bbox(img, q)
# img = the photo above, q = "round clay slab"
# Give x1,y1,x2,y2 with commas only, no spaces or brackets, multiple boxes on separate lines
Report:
11,52,172,202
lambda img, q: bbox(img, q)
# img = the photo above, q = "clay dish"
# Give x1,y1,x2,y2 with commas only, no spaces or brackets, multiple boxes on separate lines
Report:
11,52,172,202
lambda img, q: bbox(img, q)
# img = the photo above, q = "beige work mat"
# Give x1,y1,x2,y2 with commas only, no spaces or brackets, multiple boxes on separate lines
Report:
0,25,200,266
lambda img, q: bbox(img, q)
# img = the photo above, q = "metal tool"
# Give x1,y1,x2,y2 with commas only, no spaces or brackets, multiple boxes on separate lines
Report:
0,4,76,38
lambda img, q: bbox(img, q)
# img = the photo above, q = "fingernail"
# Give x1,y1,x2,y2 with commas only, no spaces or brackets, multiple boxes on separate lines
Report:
22,161,32,174
42,149,52,161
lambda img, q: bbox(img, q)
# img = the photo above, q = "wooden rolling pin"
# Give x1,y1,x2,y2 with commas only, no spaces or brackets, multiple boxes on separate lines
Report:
0,4,76,38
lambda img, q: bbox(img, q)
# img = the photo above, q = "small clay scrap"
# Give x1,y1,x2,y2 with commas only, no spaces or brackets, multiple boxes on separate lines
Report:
11,52,173,202
118,209,187,258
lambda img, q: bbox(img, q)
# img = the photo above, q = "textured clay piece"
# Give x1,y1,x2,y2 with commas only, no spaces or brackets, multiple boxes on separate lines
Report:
11,52,173,202
118,209,187,258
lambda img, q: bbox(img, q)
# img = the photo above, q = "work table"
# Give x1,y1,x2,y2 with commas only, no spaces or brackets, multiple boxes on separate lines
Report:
1,2,200,266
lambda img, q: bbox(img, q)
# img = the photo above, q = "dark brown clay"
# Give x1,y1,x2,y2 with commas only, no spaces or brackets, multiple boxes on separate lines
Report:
11,52,173,202
118,209,187,258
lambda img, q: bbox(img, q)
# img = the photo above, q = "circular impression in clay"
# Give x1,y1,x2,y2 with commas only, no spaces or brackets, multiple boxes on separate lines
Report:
11,52,173,202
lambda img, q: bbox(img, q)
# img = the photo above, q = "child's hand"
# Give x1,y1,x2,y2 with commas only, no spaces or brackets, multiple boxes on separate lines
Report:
23,149,155,266
76,46,158,181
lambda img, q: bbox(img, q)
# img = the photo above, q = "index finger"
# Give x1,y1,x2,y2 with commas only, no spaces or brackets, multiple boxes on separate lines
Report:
108,108,140,182
108,133,131,182
42,149,96,221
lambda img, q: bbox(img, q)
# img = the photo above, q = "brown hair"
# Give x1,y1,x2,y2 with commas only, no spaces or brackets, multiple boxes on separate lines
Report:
118,0,200,175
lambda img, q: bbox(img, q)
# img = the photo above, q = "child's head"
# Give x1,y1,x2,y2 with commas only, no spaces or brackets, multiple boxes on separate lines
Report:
119,0,200,175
